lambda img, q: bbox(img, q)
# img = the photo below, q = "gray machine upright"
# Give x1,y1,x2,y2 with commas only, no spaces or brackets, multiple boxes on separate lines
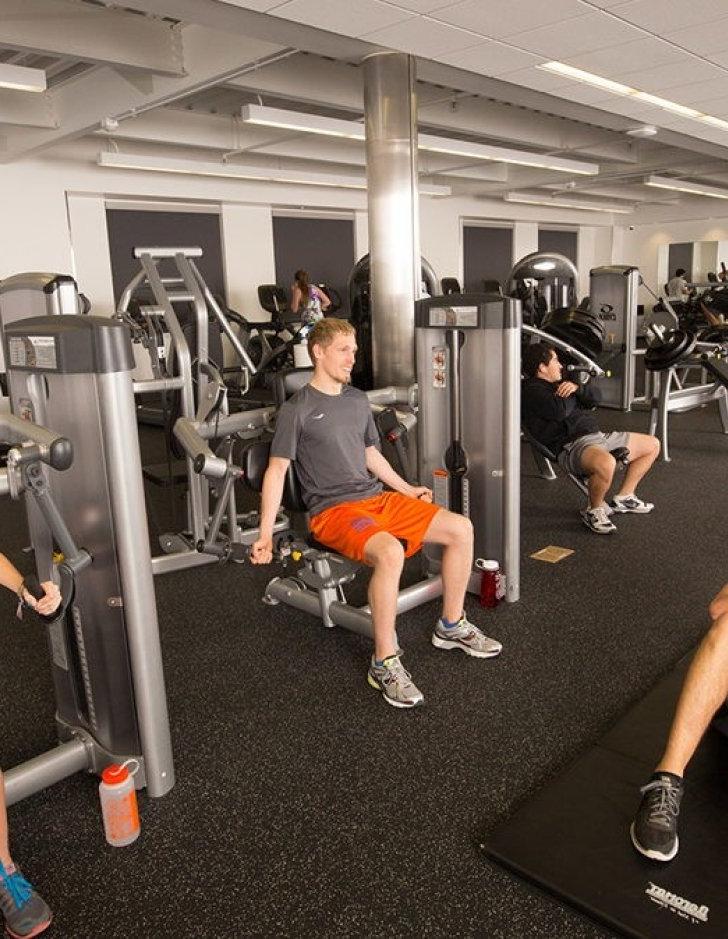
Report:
0,277,174,804
590,265,642,410
415,293,521,601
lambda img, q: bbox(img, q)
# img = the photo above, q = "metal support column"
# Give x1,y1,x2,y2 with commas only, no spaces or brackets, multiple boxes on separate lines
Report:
363,51,420,387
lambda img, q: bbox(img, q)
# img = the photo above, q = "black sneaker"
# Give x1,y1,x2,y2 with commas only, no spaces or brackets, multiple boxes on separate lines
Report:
630,772,684,861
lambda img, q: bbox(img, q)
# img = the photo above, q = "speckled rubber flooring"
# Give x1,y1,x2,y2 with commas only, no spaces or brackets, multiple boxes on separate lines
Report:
2,404,727,938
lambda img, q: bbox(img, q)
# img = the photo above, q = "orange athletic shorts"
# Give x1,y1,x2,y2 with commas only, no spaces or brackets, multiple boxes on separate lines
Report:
309,492,441,564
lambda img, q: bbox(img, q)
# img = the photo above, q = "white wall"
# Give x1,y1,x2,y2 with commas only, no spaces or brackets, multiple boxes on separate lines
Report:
0,138,620,317
617,218,728,305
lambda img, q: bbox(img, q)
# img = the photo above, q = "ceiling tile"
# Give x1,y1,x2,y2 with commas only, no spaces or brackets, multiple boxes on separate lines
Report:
610,0,728,31
662,78,728,108
664,16,728,55
362,17,483,55
217,0,290,10
499,67,573,93
429,0,584,40
561,37,689,74
502,12,642,57
432,41,542,76
619,59,723,92
272,0,414,36
382,0,460,11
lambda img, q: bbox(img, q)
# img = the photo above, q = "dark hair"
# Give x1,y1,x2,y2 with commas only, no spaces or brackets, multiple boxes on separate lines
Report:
294,269,310,295
522,340,557,378
675,268,686,277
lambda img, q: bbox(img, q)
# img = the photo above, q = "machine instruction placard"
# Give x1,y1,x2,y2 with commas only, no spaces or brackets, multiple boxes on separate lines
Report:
8,336,57,370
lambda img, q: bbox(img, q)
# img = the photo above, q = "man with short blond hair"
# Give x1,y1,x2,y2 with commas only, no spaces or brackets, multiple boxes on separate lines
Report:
251,318,502,708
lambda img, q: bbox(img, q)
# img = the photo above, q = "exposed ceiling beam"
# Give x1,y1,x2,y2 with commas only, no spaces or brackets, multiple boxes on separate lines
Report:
0,28,288,162
0,90,56,128
1,0,186,78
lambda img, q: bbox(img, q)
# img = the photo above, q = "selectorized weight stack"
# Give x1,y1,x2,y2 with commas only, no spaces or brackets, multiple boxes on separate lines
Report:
0,295,174,804
589,265,642,410
415,294,521,602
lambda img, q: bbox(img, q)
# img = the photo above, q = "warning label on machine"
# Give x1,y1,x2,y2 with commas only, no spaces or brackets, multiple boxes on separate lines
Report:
7,336,57,370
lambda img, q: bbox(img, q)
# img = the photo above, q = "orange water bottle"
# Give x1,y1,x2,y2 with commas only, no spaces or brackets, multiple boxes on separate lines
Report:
99,760,141,847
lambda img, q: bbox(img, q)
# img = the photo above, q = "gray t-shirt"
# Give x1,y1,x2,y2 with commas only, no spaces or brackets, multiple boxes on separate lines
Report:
271,383,382,516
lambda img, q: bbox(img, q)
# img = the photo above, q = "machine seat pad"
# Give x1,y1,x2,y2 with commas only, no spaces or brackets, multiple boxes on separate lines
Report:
272,367,314,407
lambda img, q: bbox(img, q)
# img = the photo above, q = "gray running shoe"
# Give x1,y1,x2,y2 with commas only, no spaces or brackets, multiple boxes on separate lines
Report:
0,862,52,939
432,615,502,658
630,772,684,862
367,653,424,708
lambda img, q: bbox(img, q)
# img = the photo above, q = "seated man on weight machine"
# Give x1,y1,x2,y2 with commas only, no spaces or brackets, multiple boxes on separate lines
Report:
631,581,728,861
0,551,59,938
521,341,660,535
250,317,502,709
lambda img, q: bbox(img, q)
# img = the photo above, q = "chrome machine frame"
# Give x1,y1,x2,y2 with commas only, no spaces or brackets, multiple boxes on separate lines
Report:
118,247,287,575
0,303,174,804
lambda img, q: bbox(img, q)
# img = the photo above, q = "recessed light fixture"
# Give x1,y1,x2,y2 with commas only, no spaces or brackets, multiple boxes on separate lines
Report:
96,151,451,195
504,192,633,214
644,176,728,200
240,104,599,175
0,63,46,93
539,61,728,135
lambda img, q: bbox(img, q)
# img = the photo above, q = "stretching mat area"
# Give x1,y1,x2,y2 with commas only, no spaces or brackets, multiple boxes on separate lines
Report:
485,655,728,938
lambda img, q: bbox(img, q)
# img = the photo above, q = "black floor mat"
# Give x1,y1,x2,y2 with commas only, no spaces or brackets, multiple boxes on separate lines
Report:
486,655,728,938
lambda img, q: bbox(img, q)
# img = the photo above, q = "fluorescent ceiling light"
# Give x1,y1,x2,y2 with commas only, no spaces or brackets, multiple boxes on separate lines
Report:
644,175,728,200
241,104,365,140
504,192,633,214
96,151,450,195
240,104,598,175
0,63,46,93
417,133,597,175
539,60,728,136
538,61,634,96
533,261,556,271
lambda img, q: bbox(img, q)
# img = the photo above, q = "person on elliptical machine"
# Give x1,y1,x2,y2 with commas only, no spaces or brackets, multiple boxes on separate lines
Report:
521,341,659,535
290,270,330,327
0,552,59,938
250,317,502,708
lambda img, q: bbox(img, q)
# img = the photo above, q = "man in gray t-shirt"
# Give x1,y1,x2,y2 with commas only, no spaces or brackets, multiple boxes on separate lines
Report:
251,318,502,710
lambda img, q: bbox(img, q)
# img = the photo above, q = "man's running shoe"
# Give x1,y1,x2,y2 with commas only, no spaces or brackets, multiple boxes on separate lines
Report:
432,615,502,658
610,493,654,514
581,506,617,534
367,652,424,708
630,772,684,862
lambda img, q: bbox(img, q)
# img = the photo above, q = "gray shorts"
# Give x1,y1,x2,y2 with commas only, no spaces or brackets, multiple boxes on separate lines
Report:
561,431,631,476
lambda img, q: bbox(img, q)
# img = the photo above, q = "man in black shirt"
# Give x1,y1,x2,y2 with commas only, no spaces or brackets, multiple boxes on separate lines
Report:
522,341,659,534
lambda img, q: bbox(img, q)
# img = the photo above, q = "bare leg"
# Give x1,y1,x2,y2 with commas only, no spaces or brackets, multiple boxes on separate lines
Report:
619,432,660,496
363,532,404,662
422,509,474,622
656,612,728,776
0,772,11,868
579,446,615,509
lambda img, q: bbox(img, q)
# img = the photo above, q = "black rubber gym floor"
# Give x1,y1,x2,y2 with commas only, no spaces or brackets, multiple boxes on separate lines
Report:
1,403,727,938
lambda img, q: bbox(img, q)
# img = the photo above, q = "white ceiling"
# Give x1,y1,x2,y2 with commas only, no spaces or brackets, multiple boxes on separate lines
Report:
4,0,728,222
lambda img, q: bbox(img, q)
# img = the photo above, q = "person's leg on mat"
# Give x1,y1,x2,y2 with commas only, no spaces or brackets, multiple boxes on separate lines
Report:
631,583,728,861
423,510,503,659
